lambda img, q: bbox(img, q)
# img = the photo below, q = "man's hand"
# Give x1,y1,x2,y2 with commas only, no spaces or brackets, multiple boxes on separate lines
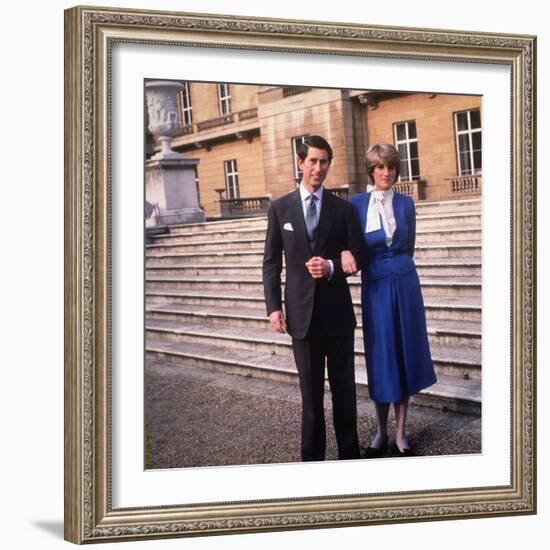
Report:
269,310,287,334
341,249,358,274
305,256,330,279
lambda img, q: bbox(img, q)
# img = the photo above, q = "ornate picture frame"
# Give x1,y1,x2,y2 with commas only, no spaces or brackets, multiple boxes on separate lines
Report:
64,5,536,543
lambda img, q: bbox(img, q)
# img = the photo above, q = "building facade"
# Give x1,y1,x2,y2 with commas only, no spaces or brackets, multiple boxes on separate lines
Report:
146,82,482,219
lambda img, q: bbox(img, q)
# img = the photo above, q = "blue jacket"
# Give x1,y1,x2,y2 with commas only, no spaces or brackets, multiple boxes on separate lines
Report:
350,192,416,281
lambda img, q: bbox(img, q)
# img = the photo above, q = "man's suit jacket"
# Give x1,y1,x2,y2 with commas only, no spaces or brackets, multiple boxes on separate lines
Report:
262,188,362,340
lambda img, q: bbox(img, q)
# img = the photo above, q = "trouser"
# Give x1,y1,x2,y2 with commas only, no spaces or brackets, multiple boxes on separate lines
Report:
292,316,360,461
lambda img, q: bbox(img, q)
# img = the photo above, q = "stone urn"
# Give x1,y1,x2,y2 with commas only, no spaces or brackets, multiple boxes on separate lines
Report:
145,80,185,160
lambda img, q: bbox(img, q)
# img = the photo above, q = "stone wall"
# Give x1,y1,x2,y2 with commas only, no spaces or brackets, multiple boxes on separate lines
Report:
365,93,482,201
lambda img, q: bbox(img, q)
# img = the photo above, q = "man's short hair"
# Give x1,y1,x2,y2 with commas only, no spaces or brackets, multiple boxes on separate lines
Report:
296,135,333,163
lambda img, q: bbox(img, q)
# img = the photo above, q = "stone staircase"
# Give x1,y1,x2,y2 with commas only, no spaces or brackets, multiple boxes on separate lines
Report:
146,197,482,415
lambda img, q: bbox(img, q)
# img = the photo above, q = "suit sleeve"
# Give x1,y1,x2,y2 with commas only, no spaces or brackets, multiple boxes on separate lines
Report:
407,196,416,257
331,200,364,280
262,203,283,315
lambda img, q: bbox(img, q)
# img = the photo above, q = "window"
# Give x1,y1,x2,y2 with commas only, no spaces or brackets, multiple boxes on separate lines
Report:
224,160,240,199
393,121,420,181
177,82,192,126
291,135,309,185
454,109,482,175
218,83,232,115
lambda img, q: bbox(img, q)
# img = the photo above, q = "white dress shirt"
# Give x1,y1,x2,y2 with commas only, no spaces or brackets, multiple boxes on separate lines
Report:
299,183,323,225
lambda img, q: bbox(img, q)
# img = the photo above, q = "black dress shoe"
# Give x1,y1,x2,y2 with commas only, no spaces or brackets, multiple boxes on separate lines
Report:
362,439,388,459
391,443,415,457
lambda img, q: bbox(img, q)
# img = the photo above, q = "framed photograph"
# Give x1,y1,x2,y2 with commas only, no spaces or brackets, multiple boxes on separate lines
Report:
64,5,536,544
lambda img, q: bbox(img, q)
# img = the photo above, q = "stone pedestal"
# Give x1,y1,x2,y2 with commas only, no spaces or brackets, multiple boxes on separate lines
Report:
145,80,205,226
145,156,205,226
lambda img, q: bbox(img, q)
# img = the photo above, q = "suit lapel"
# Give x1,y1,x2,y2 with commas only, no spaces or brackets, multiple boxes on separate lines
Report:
289,190,311,254
314,189,335,254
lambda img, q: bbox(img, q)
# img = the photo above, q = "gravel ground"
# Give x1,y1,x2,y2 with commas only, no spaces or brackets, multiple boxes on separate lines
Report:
145,362,481,469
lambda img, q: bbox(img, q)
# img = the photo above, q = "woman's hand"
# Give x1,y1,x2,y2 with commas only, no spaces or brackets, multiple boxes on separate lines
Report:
341,249,358,274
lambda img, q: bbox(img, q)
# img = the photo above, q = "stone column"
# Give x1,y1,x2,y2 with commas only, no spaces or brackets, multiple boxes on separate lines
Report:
145,80,205,226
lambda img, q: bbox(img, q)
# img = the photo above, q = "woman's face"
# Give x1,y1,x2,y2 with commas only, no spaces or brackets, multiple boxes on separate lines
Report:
372,162,397,191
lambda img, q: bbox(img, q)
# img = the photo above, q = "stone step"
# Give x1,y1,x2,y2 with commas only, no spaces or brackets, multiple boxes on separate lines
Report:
146,250,263,267
148,215,481,245
414,242,481,260
156,199,480,237
145,303,481,349
145,337,481,415
152,226,266,245
145,258,482,279
145,275,481,299
415,227,480,244
146,290,482,322
415,198,481,216
166,216,268,236
145,241,481,266
416,259,481,277
145,228,480,254
145,319,481,376
415,211,481,229
146,237,266,254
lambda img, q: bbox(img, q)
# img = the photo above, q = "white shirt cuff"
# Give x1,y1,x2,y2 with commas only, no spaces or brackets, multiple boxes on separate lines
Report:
328,259,334,280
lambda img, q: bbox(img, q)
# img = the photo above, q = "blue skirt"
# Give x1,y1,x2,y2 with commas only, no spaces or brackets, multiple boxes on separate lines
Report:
361,269,436,403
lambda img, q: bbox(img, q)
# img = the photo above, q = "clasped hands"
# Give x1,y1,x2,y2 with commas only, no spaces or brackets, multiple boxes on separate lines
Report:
304,249,357,278
268,250,358,334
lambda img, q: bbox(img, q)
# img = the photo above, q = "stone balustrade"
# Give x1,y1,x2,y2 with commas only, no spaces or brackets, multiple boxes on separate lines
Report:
447,174,482,195
219,196,270,218
394,179,427,200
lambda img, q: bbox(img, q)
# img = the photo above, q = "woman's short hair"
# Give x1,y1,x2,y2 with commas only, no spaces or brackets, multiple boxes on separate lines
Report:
296,135,333,163
365,142,401,181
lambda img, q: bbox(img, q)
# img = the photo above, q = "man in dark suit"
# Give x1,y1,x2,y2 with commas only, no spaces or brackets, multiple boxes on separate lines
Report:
262,135,362,461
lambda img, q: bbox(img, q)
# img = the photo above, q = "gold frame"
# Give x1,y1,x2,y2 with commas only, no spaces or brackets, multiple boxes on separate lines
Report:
64,5,537,544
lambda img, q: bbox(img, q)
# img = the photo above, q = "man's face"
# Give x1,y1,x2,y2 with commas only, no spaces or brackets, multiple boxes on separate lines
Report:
297,146,331,192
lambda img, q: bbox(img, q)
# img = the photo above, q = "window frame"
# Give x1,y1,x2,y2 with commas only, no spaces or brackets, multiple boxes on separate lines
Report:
454,108,482,176
393,120,420,182
224,159,240,199
218,83,232,116
177,81,193,126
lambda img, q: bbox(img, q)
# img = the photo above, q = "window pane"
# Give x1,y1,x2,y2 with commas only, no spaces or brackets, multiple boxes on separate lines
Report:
456,112,468,131
472,131,482,151
410,141,418,159
460,153,471,174
470,109,481,129
458,134,471,152
396,123,407,142
223,98,232,114
411,158,420,179
398,143,408,160
400,159,409,180
473,151,482,171
408,122,417,139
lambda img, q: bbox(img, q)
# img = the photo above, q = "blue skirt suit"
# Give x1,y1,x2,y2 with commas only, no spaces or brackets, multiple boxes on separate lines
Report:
350,192,436,403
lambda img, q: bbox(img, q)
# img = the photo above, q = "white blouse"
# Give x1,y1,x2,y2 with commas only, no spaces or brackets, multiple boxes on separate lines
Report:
365,189,396,247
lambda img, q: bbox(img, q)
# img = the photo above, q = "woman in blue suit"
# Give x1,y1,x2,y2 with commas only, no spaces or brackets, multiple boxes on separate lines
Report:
343,143,436,457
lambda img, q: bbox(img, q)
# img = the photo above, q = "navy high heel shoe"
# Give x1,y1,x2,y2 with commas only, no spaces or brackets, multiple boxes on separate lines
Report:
362,437,388,459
